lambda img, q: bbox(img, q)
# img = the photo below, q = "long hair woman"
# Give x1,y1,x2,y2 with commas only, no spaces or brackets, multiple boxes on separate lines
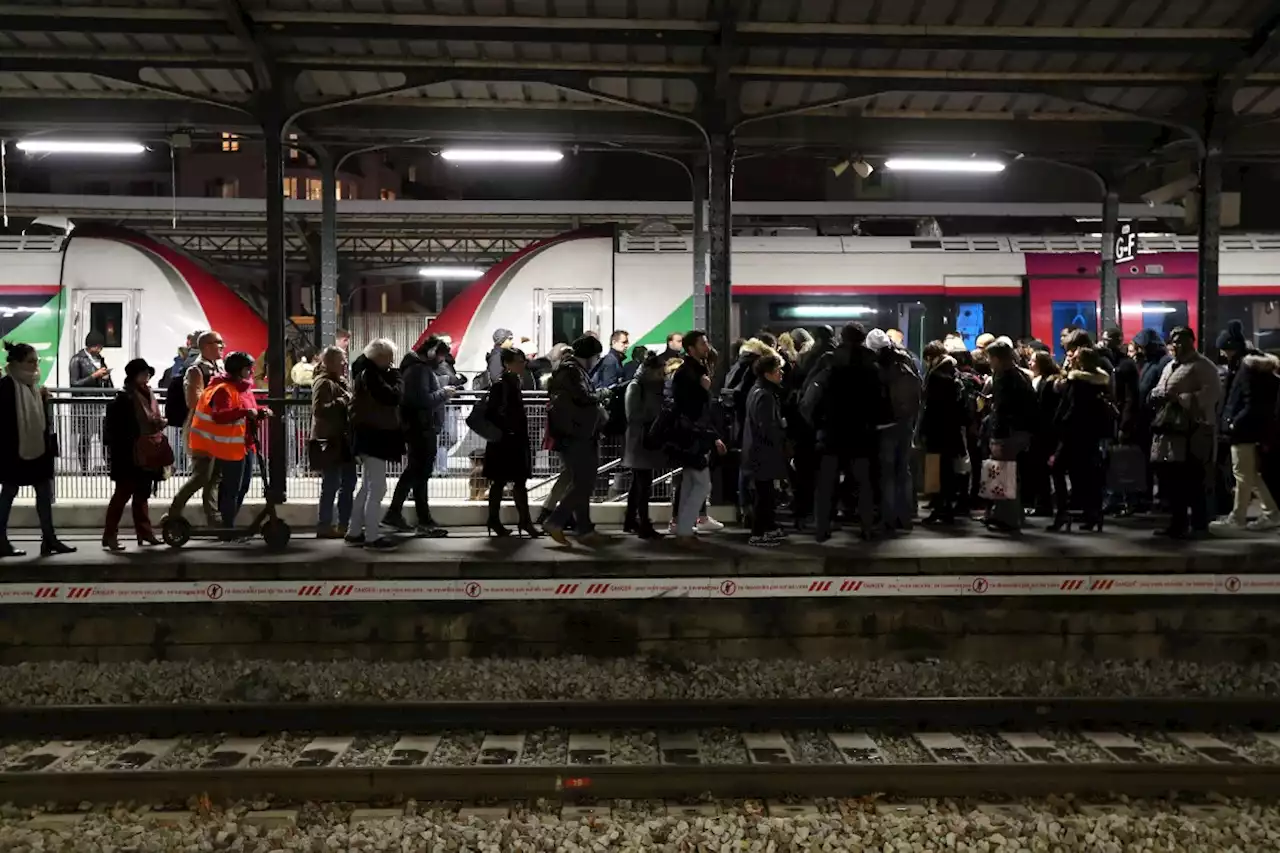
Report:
0,342,74,557
482,347,540,537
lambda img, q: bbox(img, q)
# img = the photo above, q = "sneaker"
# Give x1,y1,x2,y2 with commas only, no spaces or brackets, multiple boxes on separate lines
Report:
544,525,572,547
748,535,779,548
764,528,788,542
1247,514,1280,532
1209,517,1246,535
576,531,614,547
316,525,344,540
696,515,725,533
382,513,413,533
364,536,400,550
667,520,679,535
343,534,366,546
414,526,449,538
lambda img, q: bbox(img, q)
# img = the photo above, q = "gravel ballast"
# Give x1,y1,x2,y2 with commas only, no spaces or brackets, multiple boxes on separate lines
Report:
2,658,1278,705
2,798,1278,852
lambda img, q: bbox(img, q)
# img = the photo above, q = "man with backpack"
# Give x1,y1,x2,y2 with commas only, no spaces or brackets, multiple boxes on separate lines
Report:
868,328,922,533
164,330,226,527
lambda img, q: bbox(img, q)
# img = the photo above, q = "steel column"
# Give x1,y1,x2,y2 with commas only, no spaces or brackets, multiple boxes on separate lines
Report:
707,134,733,383
1197,141,1223,350
1100,190,1119,335
317,147,338,348
263,112,288,504
692,155,708,331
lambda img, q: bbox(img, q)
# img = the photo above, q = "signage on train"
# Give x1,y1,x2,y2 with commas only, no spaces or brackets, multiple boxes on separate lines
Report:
1115,222,1137,264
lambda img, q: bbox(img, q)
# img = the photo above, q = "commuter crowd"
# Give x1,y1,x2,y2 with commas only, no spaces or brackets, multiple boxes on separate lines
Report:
0,314,1274,553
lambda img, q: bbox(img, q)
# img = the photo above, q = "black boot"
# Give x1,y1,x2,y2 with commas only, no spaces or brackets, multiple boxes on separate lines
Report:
40,538,76,556
0,540,26,558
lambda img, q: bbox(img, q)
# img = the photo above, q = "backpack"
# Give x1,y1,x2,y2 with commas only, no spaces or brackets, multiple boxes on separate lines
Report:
471,371,492,392
885,352,922,422
164,360,213,427
798,352,834,426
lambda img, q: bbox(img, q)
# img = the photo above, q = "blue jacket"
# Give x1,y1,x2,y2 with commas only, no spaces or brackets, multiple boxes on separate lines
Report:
592,349,627,390
400,351,449,435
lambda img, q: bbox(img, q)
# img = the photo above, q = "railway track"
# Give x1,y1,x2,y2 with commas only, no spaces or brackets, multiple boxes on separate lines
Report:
3,698,1280,804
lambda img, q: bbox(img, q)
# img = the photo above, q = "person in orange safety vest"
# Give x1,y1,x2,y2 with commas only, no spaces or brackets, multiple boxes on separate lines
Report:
189,350,272,531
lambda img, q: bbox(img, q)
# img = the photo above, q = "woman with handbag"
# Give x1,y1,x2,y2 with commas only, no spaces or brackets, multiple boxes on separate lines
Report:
0,341,75,557
310,346,356,538
481,348,540,538
102,358,170,551
1048,346,1112,533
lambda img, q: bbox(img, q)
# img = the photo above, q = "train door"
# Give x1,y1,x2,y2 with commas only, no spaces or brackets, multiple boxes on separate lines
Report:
897,301,927,359
533,288,603,355
72,289,138,375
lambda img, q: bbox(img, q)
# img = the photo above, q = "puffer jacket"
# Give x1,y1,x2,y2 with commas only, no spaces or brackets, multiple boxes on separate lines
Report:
547,358,604,442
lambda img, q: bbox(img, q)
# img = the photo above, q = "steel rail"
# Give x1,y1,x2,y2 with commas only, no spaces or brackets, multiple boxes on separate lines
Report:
3,698,1279,739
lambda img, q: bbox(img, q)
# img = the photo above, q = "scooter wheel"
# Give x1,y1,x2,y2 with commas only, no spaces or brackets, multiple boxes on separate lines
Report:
262,519,291,551
162,516,192,549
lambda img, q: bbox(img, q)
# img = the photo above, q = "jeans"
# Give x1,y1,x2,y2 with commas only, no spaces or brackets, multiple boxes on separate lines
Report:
547,440,597,534
217,451,254,530
878,421,915,527
751,479,776,537
675,465,712,536
389,438,435,524
1228,442,1278,523
349,456,389,539
625,468,655,528
169,452,221,524
815,455,874,536
318,461,358,528
541,469,572,512
0,479,55,541
105,476,153,539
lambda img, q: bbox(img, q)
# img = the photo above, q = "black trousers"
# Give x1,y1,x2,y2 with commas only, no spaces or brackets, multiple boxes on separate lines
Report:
1160,459,1209,533
1052,447,1104,523
751,479,776,536
625,468,654,527
389,439,434,524
487,479,532,526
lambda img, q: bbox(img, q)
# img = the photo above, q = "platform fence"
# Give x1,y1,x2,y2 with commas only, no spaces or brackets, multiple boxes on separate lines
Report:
26,389,677,506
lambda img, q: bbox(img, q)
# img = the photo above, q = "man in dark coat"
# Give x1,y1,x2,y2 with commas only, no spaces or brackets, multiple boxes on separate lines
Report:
1213,321,1280,533
920,344,969,525
592,330,630,390
485,328,514,384
1102,328,1140,443
544,335,609,546
741,353,788,547
656,332,683,369
384,336,456,537
668,330,725,541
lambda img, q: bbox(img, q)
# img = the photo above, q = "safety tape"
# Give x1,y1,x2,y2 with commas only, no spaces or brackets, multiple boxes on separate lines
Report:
0,574,1271,603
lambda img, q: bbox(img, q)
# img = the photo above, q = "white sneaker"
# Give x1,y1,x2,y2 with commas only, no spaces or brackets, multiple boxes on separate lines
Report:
667,520,678,535
696,515,725,533
1247,514,1280,532
1210,517,1246,535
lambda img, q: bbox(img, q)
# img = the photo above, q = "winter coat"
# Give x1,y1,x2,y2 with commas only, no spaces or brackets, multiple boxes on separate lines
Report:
482,371,532,482
668,356,719,470
69,348,114,390
671,355,711,424
400,351,449,440
103,387,166,484
0,376,55,487
1031,374,1063,456
623,376,666,470
1150,352,1221,464
1053,369,1113,454
1222,352,1279,445
350,355,404,462
722,338,775,443
623,358,644,383
436,357,466,389
486,346,505,383
988,366,1038,440
310,370,353,444
547,359,604,443
919,357,967,456
1106,347,1141,441
741,378,789,481
592,349,627,390
816,343,885,457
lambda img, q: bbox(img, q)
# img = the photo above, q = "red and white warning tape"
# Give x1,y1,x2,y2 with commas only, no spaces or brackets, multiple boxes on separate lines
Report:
0,573,1270,603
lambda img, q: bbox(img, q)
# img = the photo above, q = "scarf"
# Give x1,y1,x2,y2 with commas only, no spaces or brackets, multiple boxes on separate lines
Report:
10,366,46,461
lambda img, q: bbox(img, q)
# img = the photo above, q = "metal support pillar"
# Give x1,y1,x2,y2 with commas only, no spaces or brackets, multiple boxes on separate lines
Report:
317,147,338,348
1197,140,1223,350
692,155,708,331
435,280,445,314
263,111,288,504
1099,190,1119,335
707,134,733,385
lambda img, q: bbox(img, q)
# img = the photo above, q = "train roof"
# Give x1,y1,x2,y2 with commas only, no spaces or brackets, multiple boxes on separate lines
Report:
618,233,1280,255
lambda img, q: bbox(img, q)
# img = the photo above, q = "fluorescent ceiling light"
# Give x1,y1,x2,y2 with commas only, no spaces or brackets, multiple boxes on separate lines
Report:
16,140,145,155
780,305,874,319
418,266,485,280
884,158,1005,173
1123,305,1177,315
440,149,563,163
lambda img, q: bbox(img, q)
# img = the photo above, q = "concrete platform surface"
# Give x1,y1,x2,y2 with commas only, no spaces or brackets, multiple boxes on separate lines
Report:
2,519,1279,582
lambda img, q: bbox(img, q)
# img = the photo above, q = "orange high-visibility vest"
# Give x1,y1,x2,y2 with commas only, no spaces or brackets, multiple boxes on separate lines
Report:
188,382,247,461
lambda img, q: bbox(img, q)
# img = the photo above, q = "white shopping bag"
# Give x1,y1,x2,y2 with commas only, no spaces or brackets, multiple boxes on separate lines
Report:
978,458,1017,501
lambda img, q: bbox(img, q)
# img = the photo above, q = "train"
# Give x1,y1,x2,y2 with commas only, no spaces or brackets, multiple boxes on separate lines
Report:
426,230,1280,373
0,228,266,386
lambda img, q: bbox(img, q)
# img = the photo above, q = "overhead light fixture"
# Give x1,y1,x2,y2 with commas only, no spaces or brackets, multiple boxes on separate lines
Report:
418,266,485,280
831,156,873,179
779,305,875,320
884,158,1005,173
16,139,145,155
440,149,563,164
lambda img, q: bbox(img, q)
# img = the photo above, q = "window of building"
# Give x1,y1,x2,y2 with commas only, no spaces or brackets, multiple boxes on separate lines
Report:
289,132,299,161
283,177,298,199
221,132,239,153
212,178,239,199
305,178,324,201
380,188,396,201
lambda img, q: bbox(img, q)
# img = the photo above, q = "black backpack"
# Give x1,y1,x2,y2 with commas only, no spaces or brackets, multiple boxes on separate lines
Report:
164,361,213,427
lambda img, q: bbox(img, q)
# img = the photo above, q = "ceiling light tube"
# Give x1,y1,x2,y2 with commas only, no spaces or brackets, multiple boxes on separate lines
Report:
884,158,1005,173
16,140,145,155
780,305,875,319
418,266,485,280
440,149,563,163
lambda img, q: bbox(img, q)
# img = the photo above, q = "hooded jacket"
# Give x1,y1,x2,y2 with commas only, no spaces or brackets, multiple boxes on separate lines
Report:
920,356,968,456
1222,352,1279,445
741,376,789,480
400,350,449,436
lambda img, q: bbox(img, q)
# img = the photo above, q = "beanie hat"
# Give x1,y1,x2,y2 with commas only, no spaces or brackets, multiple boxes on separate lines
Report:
571,335,603,359
493,328,513,345
943,337,968,354
865,328,892,352
1215,319,1247,352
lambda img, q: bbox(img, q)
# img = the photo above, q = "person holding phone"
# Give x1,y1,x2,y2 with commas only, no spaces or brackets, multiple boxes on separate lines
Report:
69,331,114,473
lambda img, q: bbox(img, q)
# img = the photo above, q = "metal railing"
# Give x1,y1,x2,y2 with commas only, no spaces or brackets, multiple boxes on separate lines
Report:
26,389,674,505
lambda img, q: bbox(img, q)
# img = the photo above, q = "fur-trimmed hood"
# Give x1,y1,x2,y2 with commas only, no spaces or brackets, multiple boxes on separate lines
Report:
928,355,957,376
738,337,778,360
1244,352,1279,374
1066,368,1110,386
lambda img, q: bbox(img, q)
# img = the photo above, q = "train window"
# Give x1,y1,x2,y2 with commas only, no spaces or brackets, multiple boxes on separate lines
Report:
89,302,123,349
1052,301,1096,361
550,302,585,347
955,303,984,350
1139,300,1188,340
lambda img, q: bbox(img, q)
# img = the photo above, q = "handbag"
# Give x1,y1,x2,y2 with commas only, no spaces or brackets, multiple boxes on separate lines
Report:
1152,399,1191,435
978,458,1017,500
465,395,503,443
307,437,346,470
134,432,175,471
1107,444,1147,492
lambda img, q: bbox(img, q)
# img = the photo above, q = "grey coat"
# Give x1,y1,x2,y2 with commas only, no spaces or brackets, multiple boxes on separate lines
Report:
1150,352,1221,464
623,378,666,470
741,379,789,481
